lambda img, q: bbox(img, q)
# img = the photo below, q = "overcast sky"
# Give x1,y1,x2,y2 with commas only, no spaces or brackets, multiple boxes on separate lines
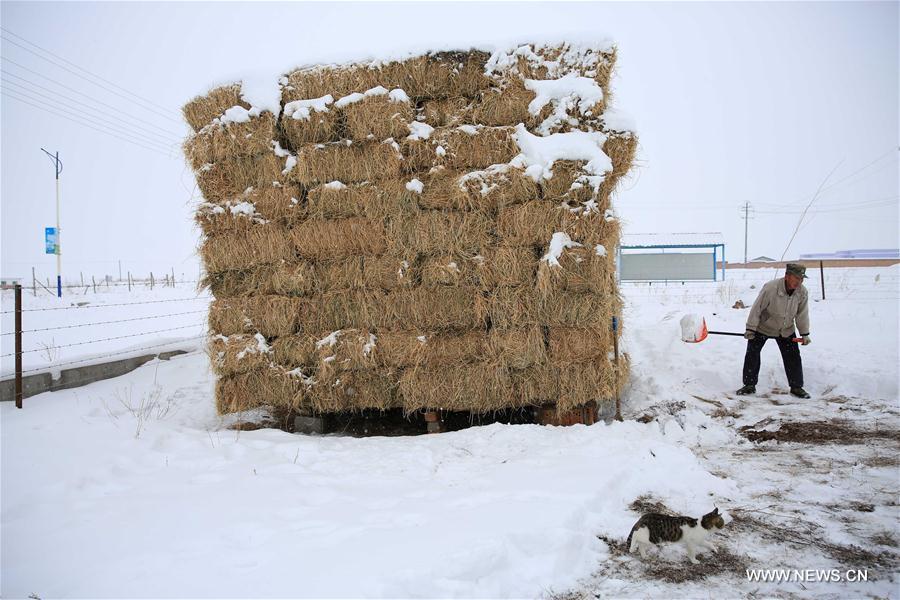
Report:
1,1,897,282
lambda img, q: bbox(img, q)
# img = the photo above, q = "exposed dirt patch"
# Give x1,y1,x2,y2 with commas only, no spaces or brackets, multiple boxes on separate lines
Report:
739,420,900,444
640,546,749,583
629,495,678,516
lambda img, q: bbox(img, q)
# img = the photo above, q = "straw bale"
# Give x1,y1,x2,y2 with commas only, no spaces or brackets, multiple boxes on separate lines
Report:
183,83,246,132
295,291,384,333
200,223,295,273
208,295,301,338
195,201,261,237
414,165,538,213
183,112,276,171
215,366,307,415
288,139,403,186
556,361,619,412
208,333,273,377
420,246,537,289
290,217,388,259
399,365,514,413
420,98,473,128
496,201,620,248
379,287,482,330
282,111,341,148
486,286,615,329
536,245,615,296
374,331,486,368
539,133,637,202
489,42,617,93
195,152,285,204
487,327,546,369
512,365,558,405
378,50,493,99
341,92,414,141
400,125,518,173
271,333,319,367
301,329,380,378
470,78,537,127
306,180,415,220
307,369,399,412
282,65,381,105
196,184,305,236
547,327,613,365
387,210,492,256
315,256,415,291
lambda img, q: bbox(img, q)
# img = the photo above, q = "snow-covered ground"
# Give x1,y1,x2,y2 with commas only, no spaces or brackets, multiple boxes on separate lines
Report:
1,266,898,598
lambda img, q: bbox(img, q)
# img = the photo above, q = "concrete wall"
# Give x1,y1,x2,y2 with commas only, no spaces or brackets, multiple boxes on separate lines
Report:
0,350,188,403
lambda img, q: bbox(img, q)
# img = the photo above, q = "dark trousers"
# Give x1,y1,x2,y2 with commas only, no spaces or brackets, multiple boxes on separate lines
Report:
742,334,803,388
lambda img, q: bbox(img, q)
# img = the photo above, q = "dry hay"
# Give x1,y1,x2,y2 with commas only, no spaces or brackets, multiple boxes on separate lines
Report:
399,365,514,413
375,330,486,368
307,369,399,412
208,333,273,377
536,245,616,296
413,165,538,213
288,139,403,186
539,133,638,202
208,295,301,338
309,329,379,375
487,327,546,369
290,217,388,259
202,262,317,298
386,209,493,256
183,83,246,132
196,184,305,237
470,78,545,128
489,42,617,93
419,97,474,128
195,152,285,204
200,223,295,273
341,92,414,141
215,366,306,414
306,180,415,220
183,112,276,171
419,246,537,289
379,287,482,330
282,50,491,104
295,290,384,333
315,255,415,291
280,102,341,146
515,360,623,412
547,327,614,365
486,286,616,329
497,201,621,248
401,125,519,173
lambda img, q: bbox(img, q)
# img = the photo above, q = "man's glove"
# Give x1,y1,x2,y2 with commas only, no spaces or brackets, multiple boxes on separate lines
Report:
801,335,811,346
744,330,756,340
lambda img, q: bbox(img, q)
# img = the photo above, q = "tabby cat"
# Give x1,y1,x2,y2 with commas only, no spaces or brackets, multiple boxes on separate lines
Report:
626,507,725,563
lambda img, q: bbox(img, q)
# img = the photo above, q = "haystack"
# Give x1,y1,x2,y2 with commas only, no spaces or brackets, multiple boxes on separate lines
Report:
185,40,637,425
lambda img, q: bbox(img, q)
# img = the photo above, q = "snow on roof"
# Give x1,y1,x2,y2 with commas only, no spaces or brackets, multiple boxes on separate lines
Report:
621,232,725,247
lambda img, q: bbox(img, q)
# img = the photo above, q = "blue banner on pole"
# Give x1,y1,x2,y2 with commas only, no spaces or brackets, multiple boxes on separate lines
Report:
45,227,58,254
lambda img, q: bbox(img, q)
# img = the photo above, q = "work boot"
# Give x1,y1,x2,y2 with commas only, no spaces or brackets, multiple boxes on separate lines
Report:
735,385,756,396
790,387,811,399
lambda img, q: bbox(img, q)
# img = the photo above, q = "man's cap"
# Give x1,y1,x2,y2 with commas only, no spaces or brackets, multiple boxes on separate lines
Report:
786,263,808,279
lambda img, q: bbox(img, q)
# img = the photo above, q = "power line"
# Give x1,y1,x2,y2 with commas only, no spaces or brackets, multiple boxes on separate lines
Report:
2,90,177,157
1,81,180,151
0,30,182,125
1,70,183,144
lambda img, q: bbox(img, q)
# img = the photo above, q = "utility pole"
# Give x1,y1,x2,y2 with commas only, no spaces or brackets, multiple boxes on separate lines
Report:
740,202,754,264
41,148,63,297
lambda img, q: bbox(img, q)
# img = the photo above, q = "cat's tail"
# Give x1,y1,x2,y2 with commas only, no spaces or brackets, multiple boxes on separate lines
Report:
625,526,636,553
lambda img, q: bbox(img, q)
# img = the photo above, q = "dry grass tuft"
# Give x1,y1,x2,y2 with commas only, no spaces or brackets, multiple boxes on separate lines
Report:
183,83,247,132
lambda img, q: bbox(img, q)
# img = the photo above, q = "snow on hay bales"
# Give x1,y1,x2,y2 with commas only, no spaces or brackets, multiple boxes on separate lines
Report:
183,41,636,420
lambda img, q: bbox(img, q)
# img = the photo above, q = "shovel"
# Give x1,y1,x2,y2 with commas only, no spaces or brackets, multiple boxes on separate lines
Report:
680,314,802,344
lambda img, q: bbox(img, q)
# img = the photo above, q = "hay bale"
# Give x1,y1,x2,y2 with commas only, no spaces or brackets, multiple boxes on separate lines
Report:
215,366,307,414
208,333,273,377
183,111,277,171
305,329,379,377
536,245,615,296
399,365,514,413
486,42,617,93
470,78,536,127
195,152,285,203
496,201,620,248
200,223,295,273
412,164,538,213
538,133,638,202
379,287,483,330
387,209,492,256
288,139,403,186
419,98,473,127
196,184,304,236
208,295,301,338
282,64,382,105
281,94,341,146
306,180,415,220
556,361,620,412
487,327,546,369
290,217,388,259
338,88,414,141
547,327,613,365
295,291,384,333
307,369,399,412
486,286,615,329
375,331,486,368
316,256,415,291
195,200,262,237
401,125,518,173
271,333,319,367
419,246,537,289
183,83,247,132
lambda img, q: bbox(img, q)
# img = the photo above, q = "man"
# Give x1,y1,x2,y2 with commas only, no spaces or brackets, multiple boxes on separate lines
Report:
736,263,811,399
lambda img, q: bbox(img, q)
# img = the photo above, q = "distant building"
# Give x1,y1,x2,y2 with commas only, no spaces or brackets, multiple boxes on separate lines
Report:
619,232,726,281
751,256,776,262
799,249,900,260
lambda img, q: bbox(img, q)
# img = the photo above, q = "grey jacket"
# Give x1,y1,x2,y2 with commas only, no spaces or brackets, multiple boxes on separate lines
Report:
746,277,810,338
